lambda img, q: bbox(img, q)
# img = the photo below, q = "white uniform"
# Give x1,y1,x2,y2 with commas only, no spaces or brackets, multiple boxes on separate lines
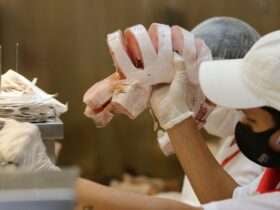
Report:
203,174,280,210
198,30,280,210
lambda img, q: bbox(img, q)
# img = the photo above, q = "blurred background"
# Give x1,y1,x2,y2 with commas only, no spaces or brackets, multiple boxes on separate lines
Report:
0,0,279,190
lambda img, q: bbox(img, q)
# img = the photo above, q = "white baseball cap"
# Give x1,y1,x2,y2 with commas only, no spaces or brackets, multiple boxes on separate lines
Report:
199,30,280,111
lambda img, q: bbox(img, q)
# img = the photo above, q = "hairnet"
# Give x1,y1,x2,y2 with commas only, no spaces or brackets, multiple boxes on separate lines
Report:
191,17,260,59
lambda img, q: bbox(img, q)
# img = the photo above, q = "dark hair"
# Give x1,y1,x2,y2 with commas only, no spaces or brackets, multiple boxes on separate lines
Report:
263,107,280,127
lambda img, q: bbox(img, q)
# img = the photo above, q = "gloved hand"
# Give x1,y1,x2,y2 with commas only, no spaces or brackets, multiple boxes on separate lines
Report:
150,53,193,130
172,26,215,128
151,28,214,150
0,118,59,171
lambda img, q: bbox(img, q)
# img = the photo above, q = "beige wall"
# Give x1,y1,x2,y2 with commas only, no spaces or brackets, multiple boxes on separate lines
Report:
0,0,279,182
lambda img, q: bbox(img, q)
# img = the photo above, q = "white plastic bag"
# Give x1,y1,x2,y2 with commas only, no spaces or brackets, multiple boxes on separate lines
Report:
0,70,67,122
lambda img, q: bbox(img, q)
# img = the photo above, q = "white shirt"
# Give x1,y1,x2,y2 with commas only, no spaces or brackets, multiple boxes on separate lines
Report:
203,173,280,210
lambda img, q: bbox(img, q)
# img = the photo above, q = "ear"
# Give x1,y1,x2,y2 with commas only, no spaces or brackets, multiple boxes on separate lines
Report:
269,130,280,152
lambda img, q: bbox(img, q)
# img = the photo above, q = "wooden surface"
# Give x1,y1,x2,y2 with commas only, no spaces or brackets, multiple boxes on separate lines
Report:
0,0,279,182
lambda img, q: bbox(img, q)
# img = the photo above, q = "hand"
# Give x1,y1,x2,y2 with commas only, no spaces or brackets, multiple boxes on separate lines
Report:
150,53,193,130
0,118,59,171
172,26,215,127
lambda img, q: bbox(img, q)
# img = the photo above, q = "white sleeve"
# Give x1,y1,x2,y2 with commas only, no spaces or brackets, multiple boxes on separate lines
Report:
232,174,262,197
203,192,280,210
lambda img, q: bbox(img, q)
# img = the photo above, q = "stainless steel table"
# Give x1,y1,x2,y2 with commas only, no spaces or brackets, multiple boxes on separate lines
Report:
35,119,64,163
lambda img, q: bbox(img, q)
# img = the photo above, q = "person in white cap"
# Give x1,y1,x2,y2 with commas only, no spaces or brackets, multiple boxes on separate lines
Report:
149,29,280,210
181,16,264,205
156,17,263,205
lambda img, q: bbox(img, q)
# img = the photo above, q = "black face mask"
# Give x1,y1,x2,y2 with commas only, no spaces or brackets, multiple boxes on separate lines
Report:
235,122,280,168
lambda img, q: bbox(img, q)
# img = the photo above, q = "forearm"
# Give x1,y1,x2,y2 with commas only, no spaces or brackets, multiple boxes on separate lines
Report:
76,178,200,210
168,118,238,203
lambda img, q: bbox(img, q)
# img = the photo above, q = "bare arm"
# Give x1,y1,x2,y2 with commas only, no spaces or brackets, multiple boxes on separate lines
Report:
168,118,238,204
75,178,201,210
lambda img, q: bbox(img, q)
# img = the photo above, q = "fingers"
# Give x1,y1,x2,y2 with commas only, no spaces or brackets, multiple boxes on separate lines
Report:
195,38,213,63
149,23,173,61
171,25,185,55
171,26,212,86
171,25,197,61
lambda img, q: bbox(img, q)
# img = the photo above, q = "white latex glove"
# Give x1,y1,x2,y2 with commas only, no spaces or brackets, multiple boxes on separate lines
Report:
0,118,59,171
157,108,243,156
153,28,215,154
172,26,215,127
185,39,215,127
150,53,193,130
